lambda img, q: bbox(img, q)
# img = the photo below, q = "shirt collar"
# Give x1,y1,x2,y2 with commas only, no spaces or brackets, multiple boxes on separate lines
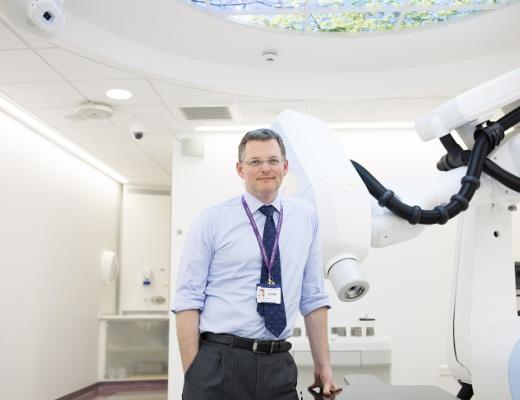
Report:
243,191,282,214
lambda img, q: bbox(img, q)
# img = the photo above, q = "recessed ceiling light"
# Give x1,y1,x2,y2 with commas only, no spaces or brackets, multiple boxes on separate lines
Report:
106,89,133,100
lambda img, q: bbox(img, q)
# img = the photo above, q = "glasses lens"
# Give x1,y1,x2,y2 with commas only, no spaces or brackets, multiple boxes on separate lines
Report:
246,158,282,167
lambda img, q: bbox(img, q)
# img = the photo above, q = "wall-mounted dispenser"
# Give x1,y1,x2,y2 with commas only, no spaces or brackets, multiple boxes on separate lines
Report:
100,251,119,285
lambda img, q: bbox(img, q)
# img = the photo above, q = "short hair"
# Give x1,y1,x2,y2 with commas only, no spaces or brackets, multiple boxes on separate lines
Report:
238,128,286,162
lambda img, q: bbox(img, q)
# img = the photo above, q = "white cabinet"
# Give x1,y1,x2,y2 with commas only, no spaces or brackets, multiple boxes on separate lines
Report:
98,316,169,381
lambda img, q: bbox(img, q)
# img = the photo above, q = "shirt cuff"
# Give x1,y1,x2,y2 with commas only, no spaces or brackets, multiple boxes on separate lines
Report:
300,296,331,317
171,299,205,314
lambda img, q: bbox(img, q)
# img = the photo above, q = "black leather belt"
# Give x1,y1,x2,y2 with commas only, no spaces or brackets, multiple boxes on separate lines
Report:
201,332,292,354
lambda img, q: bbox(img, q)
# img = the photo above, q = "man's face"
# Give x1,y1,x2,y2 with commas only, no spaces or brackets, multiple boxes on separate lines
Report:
236,139,288,202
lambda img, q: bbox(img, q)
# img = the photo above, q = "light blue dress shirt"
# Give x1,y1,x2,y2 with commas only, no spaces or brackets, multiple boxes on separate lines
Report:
173,191,330,340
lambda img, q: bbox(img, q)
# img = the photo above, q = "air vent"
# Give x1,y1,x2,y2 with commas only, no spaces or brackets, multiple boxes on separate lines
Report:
179,106,232,121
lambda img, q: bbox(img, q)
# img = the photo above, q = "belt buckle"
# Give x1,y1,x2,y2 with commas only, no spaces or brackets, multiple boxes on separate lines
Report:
252,340,275,353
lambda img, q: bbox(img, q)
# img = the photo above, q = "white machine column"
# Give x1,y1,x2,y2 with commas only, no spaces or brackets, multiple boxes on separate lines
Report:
449,201,520,399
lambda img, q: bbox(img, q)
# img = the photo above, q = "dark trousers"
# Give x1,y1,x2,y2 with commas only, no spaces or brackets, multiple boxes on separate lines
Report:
182,340,299,400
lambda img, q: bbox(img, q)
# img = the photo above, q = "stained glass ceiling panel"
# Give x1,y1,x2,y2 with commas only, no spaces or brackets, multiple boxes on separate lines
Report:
184,0,516,33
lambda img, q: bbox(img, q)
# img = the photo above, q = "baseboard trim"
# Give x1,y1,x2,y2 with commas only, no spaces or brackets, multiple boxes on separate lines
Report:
55,379,168,400
55,383,99,400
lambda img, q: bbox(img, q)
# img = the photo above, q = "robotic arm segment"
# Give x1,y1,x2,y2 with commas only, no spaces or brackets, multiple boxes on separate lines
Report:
352,145,482,226
272,110,372,302
370,167,477,247
437,105,520,193
353,102,520,227
370,201,425,248
415,68,520,144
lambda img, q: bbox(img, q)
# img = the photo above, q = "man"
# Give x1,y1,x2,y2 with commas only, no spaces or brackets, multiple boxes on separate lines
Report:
173,129,341,399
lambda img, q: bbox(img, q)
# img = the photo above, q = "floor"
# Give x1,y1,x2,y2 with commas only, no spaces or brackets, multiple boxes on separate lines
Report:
70,381,167,400
92,393,166,400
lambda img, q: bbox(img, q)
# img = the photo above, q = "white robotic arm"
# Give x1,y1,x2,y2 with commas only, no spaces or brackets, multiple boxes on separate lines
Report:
271,112,372,301
272,108,469,300
271,108,468,290
415,68,520,146
273,67,520,400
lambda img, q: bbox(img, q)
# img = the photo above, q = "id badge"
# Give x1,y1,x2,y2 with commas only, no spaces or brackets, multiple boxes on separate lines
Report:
256,284,282,304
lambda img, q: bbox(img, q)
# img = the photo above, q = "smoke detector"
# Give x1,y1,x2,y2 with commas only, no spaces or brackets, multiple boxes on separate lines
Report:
66,102,114,121
262,50,278,63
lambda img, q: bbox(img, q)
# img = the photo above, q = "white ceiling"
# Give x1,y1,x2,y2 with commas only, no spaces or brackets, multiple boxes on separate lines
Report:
64,0,520,74
0,1,518,186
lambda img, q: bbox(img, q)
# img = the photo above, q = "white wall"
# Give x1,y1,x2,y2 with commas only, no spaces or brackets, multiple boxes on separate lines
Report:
0,111,121,400
169,128,518,396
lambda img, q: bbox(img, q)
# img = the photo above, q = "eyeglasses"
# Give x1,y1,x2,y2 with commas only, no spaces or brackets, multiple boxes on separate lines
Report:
243,158,283,168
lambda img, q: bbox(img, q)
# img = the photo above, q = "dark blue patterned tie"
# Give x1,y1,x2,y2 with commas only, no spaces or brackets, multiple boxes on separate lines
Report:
257,205,287,337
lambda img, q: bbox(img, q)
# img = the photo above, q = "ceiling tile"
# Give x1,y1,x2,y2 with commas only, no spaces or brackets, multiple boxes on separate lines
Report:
0,19,56,48
152,81,233,104
426,90,460,98
238,101,309,123
375,98,451,120
0,82,86,108
110,104,179,134
80,141,145,161
151,80,264,104
0,22,27,49
77,141,173,184
152,156,172,173
60,125,131,144
0,50,62,83
87,142,148,160
37,48,136,80
72,79,163,106
134,134,174,157
32,107,115,129
309,99,383,121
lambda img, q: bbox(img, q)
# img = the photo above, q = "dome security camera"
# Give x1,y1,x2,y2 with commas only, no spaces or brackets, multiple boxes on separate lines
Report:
133,131,145,140
0,0,65,37
130,122,147,140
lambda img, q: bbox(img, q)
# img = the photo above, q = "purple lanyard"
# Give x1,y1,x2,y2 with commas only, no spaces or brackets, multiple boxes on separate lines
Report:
242,196,283,284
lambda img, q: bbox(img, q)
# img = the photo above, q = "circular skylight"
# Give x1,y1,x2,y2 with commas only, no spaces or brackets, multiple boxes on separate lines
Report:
185,0,515,34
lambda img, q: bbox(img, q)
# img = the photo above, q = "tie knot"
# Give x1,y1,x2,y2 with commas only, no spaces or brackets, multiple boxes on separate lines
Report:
259,205,275,218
